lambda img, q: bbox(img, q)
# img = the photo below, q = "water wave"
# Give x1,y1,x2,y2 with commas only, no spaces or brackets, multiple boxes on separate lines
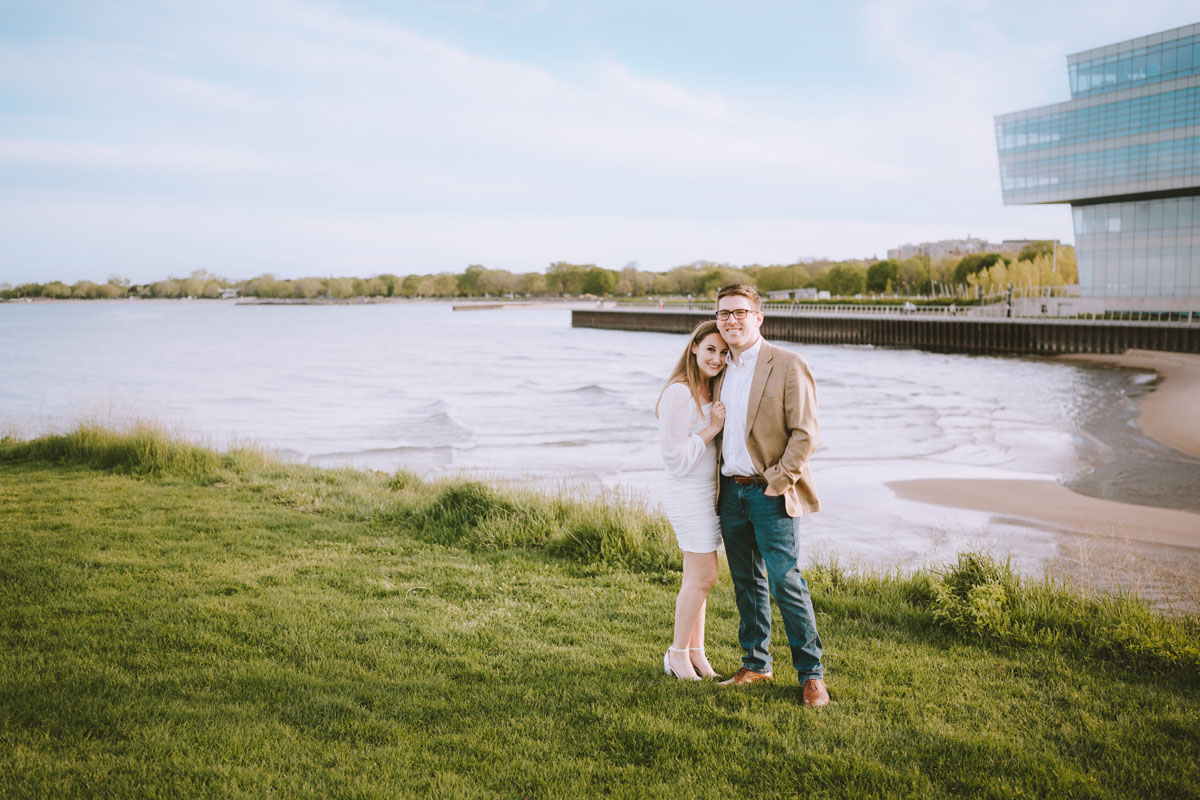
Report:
554,383,618,397
1129,372,1159,387
382,399,473,446
307,444,457,473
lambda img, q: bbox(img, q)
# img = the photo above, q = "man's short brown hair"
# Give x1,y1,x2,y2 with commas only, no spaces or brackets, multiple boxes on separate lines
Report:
716,284,761,311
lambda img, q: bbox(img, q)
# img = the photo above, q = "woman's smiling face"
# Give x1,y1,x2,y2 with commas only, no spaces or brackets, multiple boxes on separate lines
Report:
691,332,729,378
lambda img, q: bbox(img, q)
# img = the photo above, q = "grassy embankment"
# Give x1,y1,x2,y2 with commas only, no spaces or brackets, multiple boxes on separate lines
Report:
2,426,1198,799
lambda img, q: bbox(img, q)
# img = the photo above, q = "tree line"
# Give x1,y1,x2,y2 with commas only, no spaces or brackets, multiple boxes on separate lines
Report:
1,244,1075,302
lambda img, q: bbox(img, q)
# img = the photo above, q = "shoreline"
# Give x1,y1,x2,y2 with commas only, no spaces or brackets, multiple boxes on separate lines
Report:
888,349,1200,551
1057,349,1200,460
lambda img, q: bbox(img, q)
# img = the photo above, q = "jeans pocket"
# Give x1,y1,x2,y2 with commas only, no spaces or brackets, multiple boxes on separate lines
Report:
760,487,787,505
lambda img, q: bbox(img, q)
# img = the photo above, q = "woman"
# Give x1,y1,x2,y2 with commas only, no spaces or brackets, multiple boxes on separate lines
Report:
656,320,728,681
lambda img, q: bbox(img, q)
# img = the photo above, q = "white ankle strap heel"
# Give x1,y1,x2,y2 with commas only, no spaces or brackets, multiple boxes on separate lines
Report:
663,647,700,681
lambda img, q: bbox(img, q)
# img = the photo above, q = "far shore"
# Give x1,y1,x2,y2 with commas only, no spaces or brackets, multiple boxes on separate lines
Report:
889,349,1200,551
1,295,600,307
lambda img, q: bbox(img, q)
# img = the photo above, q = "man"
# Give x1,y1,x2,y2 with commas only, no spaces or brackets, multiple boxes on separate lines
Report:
713,284,829,707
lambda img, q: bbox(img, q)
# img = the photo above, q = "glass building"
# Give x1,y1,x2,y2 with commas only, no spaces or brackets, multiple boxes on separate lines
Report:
995,23,1200,308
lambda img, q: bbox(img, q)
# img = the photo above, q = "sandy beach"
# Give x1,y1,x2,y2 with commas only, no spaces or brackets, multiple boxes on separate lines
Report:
887,477,1200,549
888,350,1200,552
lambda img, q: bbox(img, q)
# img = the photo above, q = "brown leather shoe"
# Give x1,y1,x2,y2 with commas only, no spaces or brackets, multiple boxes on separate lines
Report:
802,678,830,707
718,667,773,686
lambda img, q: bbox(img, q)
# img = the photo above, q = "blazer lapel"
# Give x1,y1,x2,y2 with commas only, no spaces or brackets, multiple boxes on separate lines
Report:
745,343,773,431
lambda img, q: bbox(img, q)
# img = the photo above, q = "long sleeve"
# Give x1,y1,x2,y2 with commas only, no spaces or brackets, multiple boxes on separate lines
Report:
658,382,709,477
763,354,820,494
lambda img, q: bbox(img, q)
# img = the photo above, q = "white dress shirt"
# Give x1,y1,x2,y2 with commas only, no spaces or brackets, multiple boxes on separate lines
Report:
720,336,762,477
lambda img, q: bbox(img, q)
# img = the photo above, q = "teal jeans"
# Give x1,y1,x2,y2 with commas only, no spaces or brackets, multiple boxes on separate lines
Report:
719,477,824,681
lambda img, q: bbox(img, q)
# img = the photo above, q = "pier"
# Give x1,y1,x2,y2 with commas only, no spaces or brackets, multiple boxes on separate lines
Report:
571,309,1200,355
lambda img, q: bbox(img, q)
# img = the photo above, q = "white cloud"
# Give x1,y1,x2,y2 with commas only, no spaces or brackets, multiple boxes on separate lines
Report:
2,0,1152,284
0,140,282,172
592,60,733,122
4,3,926,216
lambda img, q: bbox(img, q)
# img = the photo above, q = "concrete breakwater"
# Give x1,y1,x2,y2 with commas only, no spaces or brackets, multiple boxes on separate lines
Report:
572,309,1200,355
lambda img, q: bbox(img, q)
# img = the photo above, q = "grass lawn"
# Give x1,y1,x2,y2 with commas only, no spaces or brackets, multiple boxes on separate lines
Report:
1,428,1198,799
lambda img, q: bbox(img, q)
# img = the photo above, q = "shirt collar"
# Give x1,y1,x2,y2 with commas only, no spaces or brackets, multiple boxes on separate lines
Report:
729,336,762,369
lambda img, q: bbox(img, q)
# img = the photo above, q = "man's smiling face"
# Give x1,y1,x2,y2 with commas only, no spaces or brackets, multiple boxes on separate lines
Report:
716,295,763,352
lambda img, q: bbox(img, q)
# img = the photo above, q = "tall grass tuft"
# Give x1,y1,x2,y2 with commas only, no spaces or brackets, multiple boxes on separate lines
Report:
0,423,273,482
930,551,1018,636
908,551,1200,678
399,477,679,571
545,494,679,572
415,481,520,545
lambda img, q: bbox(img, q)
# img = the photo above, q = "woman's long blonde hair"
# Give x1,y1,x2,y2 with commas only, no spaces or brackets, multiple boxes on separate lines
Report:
655,320,725,418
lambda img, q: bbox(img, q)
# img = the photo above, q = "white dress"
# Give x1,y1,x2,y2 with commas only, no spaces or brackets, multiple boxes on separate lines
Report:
658,382,722,553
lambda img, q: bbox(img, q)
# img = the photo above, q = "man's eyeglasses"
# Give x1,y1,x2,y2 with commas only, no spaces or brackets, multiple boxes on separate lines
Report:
716,309,753,321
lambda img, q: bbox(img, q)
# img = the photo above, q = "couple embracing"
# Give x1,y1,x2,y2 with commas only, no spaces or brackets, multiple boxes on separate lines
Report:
655,284,829,707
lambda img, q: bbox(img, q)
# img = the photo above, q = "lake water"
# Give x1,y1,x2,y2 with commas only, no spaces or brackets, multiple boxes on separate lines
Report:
3,299,1197,580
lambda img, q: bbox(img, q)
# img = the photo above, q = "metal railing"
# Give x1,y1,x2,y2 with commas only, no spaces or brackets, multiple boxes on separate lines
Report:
609,299,1198,326
612,299,959,316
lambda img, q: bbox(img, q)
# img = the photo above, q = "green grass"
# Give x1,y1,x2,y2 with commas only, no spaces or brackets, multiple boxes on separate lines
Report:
1,427,1198,799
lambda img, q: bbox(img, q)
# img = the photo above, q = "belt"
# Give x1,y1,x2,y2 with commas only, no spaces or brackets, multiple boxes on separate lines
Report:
725,475,767,487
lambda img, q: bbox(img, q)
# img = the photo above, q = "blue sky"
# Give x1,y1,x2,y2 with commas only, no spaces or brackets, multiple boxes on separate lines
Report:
1,0,1196,284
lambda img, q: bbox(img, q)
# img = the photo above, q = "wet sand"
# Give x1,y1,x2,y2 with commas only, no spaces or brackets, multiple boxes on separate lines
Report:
888,350,1200,551
887,477,1200,549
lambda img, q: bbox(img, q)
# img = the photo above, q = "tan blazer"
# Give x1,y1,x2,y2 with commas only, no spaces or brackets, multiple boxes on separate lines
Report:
715,340,820,517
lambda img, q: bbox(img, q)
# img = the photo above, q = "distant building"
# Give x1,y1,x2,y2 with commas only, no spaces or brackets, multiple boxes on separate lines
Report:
999,239,1061,254
886,237,998,262
219,288,240,300
995,23,1200,310
766,288,818,301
